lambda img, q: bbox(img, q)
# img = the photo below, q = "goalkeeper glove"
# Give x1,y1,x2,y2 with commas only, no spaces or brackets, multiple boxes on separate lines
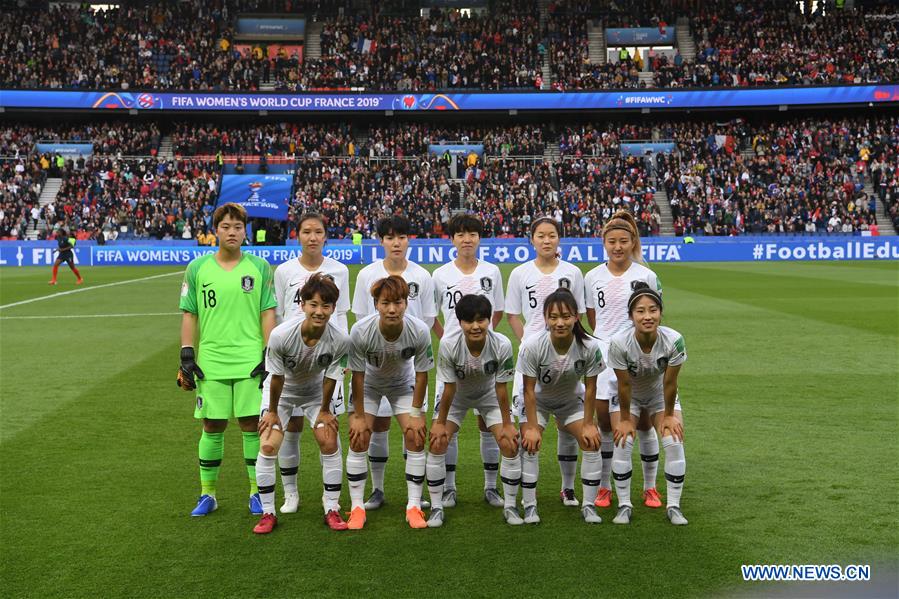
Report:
177,346,205,391
250,347,268,388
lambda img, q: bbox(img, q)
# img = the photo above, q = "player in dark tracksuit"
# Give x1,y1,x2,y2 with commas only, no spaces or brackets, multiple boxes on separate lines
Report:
49,229,83,285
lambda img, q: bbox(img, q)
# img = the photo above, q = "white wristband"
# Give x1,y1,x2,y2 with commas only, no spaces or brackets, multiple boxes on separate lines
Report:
409,407,422,418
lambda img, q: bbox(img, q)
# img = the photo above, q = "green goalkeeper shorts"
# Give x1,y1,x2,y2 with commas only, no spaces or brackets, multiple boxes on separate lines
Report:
194,377,263,420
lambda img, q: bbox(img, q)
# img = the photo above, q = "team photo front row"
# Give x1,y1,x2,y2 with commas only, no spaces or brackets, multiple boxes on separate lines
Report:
176,203,688,534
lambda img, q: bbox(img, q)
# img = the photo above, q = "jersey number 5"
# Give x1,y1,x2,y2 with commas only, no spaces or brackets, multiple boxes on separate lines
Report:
528,289,537,308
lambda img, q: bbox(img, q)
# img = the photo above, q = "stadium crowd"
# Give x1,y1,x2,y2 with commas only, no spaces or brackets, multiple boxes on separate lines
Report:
1,123,161,158
0,158,44,240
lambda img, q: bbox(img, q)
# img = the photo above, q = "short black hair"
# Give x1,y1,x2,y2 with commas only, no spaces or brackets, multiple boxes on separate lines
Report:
377,216,410,238
300,273,340,305
447,214,483,237
455,294,492,323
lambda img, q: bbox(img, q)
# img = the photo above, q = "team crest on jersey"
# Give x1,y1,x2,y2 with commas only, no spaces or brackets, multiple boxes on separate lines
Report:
631,280,644,290
484,360,498,375
408,282,420,299
656,357,669,370
574,359,586,375
241,275,255,293
285,356,298,369
558,277,571,290
480,277,493,292
317,353,333,367
367,353,381,368
454,366,466,380
401,347,415,359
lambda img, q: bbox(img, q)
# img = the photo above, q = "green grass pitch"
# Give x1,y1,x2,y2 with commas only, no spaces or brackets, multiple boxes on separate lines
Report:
1,260,897,598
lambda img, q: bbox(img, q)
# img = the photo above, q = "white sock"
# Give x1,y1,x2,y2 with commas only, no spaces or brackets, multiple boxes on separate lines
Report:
638,428,660,491
581,450,602,507
480,431,500,490
426,452,446,510
405,450,426,509
557,428,578,490
600,435,614,490
279,430,301,494
446,432,458,490
662,436,686,508
256,452,277,515
612,436,634,508
500,453,522,508
368,431,389,492
321,449,342,513
521,451,539,508
346,449,368,510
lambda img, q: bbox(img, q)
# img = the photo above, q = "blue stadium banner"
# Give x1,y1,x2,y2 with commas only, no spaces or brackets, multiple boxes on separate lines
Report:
606,27,676,45
428,144,484,156
3,86,897,113
620,142,676,156
217,174,292,220
34,143,93,156
235,17,305,37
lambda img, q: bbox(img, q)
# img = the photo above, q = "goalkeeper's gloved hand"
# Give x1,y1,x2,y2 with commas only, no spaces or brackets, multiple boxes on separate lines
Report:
177,346,205,391
250,348,268,388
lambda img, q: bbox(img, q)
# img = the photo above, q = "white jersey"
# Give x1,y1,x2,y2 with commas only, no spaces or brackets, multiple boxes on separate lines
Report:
348,313,434,388
607,326,686,401
505,260,586,341
436,329,514,399
273,257,351,331
265,318,350,403
584,261,660,346
516,330,604,407
351,259,438,323
432,259,505,337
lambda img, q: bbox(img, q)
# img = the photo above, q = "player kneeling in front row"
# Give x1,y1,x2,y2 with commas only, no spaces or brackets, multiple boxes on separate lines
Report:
427,295,520,527
346,275,434,530
253,274,351,534
518,288,605,525
609,282,688,526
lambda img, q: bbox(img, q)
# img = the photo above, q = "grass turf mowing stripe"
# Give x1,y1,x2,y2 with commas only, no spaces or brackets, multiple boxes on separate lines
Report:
0,270,183,309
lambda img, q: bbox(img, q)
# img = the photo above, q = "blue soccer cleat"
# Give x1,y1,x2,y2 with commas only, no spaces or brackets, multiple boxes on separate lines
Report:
191,494,218,517
249,493,263,515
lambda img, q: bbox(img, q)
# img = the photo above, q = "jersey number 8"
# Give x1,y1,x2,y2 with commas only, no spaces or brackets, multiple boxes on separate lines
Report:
596,290,605,308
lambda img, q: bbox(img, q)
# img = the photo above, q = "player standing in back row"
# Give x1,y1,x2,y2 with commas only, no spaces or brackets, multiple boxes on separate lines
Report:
351,216,439,511
177,202,277,518
431,214,506,508
269,213,351,514
506,216,586,507
584,211,663,510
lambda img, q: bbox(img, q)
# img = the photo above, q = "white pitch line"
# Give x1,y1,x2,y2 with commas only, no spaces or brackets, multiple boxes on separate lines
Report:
1,312,181,320
0,270,184,310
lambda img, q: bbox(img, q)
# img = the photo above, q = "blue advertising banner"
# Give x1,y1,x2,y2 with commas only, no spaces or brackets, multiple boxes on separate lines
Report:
217,174,292,220
3,86,897,113
620,142,676,156
0,244,360,267
235,18,305,37
428,144,485,156
606,27,676,45
35,143,93,156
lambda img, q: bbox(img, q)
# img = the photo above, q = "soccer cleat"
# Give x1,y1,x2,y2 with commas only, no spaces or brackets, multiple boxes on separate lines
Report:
503,507,524,526
347,507,366,530
594,487,613,508
406,506,428,529
249,493,263,515
363,488,385,510
581,505,603,524
75,278,84,285
442,488,457,508
523,505,541,524
280,492,299,513
643,488,663,508
48,280,57,285
484,488,503,508
190,494,218,517
427,508,445,528
324,510,348,531
667,506,688,526
613,505,633,525
253,513,277,534
421,498,431,510
560,488,578,506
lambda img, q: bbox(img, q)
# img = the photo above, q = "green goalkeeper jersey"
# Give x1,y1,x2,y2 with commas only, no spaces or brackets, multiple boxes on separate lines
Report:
179,252,277,380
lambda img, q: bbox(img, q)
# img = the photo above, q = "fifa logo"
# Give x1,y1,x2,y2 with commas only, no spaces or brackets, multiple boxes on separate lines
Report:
248,181,264,202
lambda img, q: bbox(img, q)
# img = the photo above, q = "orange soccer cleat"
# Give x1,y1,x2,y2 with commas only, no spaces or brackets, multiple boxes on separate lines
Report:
405,506,427,529
346,507,366,530
594,487,612,508
643,488,663,508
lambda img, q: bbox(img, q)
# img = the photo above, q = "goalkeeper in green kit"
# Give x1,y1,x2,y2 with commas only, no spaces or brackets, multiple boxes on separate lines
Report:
177,203,277,517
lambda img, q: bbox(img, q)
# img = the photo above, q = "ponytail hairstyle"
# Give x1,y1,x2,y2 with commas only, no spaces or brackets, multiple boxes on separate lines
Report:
627,281,663,316
602,210,643,264
543,287,593,347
